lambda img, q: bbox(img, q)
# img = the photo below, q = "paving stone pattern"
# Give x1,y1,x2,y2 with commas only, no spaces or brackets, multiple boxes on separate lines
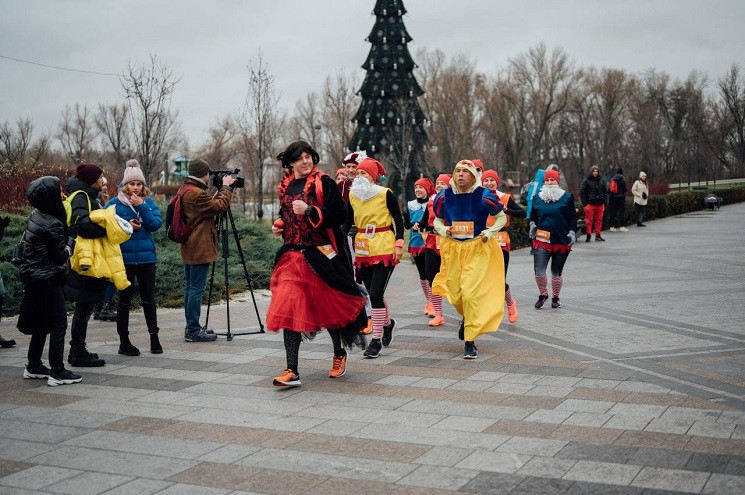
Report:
1,203,744,494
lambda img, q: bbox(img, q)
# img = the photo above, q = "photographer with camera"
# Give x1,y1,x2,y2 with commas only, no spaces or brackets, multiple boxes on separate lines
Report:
178,158,236,342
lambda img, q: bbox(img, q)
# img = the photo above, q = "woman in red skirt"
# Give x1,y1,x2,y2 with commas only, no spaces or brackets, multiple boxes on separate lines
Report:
267,141,367,387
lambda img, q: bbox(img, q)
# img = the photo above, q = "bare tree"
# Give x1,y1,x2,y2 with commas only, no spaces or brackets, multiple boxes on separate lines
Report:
121,54,182,183
95,103,130,170
236,51,285,219
194,116,241,169
321,70,360,168
56,104,98,164
294,92,323,154
712,64,745,178
0,118,35,165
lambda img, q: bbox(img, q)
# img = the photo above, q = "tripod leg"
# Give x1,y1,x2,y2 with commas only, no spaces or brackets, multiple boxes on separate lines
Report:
203,259,217,331
227,208,265,332
222,213,233,341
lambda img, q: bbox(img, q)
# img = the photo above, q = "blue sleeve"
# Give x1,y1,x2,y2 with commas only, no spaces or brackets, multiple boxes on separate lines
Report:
138,197,163,232
481,188,503,215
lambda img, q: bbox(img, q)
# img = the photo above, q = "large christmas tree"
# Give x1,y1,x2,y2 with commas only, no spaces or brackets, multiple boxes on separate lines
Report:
348,0,427,198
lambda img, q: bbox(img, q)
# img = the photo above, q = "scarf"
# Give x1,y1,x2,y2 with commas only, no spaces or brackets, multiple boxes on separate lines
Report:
117,191,142,219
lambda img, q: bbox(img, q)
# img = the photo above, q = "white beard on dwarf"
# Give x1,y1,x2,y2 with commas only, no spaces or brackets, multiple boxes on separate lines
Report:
538,184,565,203
350,177,384,202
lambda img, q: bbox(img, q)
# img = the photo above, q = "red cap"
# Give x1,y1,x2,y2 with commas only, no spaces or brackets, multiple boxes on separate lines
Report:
544,169,560,182
357,158,386,182
481,169,500,188
436,174,452,185
471,159,484,172
414,178,435,196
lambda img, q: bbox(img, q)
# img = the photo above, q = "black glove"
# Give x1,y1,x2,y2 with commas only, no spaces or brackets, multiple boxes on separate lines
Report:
642,192,647,200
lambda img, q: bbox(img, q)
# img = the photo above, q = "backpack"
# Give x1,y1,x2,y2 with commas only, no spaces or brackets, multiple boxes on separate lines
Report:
62,190,91,226
166,185,196,243
609,178,619,194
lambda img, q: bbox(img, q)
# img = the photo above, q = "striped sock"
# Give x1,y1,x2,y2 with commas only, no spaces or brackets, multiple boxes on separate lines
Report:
551,276,563,298
383,299,391,327
431,294,443,316
505,287,514,306
371,307,387,340
535,274,548,295
420,279,431,304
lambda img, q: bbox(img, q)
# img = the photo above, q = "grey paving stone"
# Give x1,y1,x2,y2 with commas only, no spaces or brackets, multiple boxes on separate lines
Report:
44,471,133,495
684,453,731,474
176,407,327,432
575,378,623,390
98,478,173,495
26,445,198,479
235,447,416,483
399,399,532,420
195,444,261,464
555,399,616,414
455,450,532,474
524,409,574,424
413,446,472,467
467,371,508,381
431,415,498,432
173,394,311,415
717,411,745,425
516,456,578,478
562,460,642,486
563,480,645,494
731,425,745,440
702,473,745,495
0,437,60,461
534,376,583,388
644,418,694,435
486,382,536,395
304,419,367,437
724,456,745,476
0,465,81,490
410,377,460,389
62,430,224,459
563,411,612,427
525,385,574,397
630,466,710,493
0,419,90,444
512,476,575,495
2,405,124,429
628,448,691,470
59,398,198,420
157,483,231,495
660,407,723,423
351,422,510,450
688,420,736,439
556,443,638,464
396,464,480,490
460,471,525,495
606,403,668,418
603,414,652,431
496,436,568,456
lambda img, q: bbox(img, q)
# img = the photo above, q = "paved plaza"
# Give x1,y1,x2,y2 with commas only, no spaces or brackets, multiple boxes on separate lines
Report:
1,203,745,494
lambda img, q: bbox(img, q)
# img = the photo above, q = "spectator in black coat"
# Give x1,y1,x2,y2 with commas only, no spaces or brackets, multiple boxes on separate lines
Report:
579,165,607,242
16,176,82,386
0,216,16,348
607,168,628,232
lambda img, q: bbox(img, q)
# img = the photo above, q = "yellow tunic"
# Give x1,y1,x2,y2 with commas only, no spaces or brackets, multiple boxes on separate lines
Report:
349,188,396,266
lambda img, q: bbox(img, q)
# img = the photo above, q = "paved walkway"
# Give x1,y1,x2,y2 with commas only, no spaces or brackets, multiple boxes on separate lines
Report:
1,203,745,494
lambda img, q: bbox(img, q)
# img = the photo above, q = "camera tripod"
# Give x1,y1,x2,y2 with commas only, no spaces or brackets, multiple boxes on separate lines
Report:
203,206,265,340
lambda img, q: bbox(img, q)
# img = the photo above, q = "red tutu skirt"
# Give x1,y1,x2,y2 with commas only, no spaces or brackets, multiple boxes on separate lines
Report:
266,250,365,333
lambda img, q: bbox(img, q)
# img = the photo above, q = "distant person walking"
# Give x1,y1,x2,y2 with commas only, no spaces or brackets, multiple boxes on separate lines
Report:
631,171,649,227
404,177,436,319
579,165,607,242
607,168,628,232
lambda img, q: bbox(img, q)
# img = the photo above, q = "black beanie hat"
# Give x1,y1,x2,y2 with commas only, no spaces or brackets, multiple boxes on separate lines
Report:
616,168,624,175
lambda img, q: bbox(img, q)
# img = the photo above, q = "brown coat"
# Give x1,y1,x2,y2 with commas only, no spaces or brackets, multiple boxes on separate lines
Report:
179,177,233,265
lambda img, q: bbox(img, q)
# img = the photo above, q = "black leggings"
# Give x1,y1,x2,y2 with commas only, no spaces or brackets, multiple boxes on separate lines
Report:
117,263,158,336
425,248,441,287
283,329,344,374
533,247,570,277
502,249,510,291
358,263,394,308
412,252,426,280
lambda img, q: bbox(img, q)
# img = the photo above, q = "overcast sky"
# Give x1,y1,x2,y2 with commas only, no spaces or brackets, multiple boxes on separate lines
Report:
2,0,743,151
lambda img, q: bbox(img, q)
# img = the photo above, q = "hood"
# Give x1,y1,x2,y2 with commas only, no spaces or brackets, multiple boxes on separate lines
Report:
27,176,63,214
587,166,601,179
533,169,545,183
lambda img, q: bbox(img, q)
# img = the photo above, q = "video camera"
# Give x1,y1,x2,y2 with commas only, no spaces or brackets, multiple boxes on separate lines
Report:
210,168,245,189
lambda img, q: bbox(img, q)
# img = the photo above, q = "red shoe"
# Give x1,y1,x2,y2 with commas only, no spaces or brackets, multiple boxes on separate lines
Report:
329,354,347,378
507,300,519,323
424,302,435,317
428,315,445,327
273,369,301,387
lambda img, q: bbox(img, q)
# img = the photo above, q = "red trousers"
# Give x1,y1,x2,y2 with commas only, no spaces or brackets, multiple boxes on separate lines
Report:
584,204,604,235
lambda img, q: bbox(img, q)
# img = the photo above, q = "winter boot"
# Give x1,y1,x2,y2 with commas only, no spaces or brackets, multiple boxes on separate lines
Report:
0,334,16,348
149,329,163,354
118,334,141,356
92,302,104,320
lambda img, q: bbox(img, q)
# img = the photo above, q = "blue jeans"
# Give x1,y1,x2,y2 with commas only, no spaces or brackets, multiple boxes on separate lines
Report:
184,263,210,333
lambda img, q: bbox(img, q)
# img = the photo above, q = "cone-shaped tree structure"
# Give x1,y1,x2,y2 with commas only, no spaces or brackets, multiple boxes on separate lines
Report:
348,0,427,198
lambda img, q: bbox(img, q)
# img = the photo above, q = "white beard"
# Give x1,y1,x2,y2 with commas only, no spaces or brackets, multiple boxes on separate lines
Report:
539,184,565,203
350,177,383,202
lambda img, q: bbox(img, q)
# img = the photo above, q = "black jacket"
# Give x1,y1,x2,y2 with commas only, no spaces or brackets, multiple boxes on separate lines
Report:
17,176,70,284
63,176,108,303
610,173,628,198
580,174,607,206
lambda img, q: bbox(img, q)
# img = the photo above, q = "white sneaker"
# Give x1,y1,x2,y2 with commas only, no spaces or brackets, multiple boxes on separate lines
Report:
609,227,618,232
619,227,629,232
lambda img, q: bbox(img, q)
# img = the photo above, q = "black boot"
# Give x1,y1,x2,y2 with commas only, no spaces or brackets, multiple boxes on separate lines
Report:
69,348,105,367
100,303,117,322
118,334,141,356
0,334,16,348
92,302,104,320
149,329,163,354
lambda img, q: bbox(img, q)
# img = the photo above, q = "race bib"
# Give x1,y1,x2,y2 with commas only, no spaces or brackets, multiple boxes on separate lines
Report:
354,236,370,256
317,244,337,259
435,235,442,251
451,221,475,240
536,229,551,244
496,231,509,247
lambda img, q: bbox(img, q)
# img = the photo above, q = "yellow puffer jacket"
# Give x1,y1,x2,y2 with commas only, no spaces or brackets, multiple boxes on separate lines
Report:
70,206,133,290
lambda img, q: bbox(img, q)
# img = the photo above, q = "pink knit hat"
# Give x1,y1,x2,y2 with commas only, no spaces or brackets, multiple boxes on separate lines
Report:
122,159,146,185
